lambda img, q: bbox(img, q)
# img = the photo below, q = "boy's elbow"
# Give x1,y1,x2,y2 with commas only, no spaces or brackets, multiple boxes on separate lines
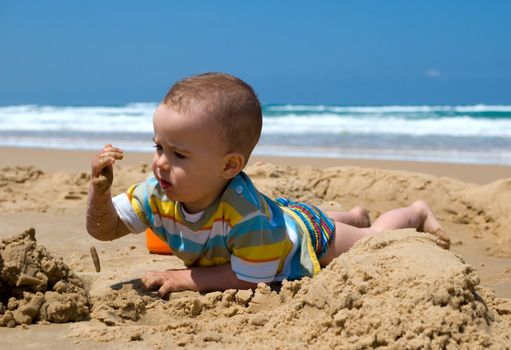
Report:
86,224,115,241
235,279,258,291
91,233,115,242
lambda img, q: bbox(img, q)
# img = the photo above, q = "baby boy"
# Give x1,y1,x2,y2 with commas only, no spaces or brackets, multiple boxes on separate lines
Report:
86,73,450,297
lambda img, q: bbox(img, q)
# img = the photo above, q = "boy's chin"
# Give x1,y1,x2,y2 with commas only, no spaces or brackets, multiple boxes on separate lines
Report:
161,188,177,200
167,191,178,198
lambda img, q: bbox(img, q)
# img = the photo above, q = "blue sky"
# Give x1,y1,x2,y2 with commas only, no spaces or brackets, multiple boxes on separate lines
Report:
0,1,510,105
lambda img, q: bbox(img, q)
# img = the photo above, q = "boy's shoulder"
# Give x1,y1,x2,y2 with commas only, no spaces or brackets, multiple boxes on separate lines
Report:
220,172,266,215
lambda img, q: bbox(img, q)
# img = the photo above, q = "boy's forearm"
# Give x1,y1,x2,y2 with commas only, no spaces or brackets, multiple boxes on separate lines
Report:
189,265,257,292
146,264,257,295
86,183,129,241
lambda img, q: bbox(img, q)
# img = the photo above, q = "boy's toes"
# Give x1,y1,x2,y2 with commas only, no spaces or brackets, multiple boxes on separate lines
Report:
432,228,450,250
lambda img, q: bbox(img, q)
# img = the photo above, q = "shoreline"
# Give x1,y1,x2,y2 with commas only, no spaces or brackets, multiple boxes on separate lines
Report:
1,146,509,184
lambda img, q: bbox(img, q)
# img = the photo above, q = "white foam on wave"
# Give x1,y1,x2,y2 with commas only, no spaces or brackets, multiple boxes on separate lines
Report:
0,103,156,133
0,136,154,152
2,104,511,137
262,114,511,137
266,104,511,113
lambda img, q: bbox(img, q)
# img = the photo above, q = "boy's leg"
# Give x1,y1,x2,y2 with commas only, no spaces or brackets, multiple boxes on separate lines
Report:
371,200,448,246
319,223,375,266
319,200,449,266
325,206,371,228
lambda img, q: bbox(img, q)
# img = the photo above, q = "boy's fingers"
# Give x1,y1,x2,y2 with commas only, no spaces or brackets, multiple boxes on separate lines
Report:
90,145,123,191
100,144,124,155
99,150,124,160
158,283,172,298
94,145,123,163
100,152,124,162
91,157,112,176
104,146,124,154
142,272,177,297
92,152,124,175
141,277,160,290
141,273,164,289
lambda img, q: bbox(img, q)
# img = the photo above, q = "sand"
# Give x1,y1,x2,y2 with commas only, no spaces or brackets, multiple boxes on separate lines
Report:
0,147,510,349
0,228,90,327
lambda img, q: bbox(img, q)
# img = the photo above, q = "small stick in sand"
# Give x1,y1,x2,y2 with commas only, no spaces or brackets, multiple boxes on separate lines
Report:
90,246,101,272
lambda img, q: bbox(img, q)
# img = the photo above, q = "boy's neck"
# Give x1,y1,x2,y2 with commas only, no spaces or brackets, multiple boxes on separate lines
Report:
181,177,233,214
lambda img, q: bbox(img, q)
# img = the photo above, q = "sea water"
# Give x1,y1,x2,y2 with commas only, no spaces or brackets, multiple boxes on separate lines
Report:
1,103,510,165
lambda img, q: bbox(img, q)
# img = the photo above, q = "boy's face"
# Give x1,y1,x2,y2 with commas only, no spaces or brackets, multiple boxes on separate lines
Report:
152,104,229,213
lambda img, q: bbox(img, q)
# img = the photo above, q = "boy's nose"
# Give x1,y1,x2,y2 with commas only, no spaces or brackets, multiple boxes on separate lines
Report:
156,154,171,170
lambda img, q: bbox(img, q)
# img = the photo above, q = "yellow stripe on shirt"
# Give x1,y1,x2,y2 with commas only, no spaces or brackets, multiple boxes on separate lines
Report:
204,202,246,228
281,207,321,275
233,239,293,264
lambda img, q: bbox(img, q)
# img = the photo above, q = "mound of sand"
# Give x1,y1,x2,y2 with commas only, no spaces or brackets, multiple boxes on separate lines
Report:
253,230,508,349
461,178,511,256
0,228,90,327
71,230,510,349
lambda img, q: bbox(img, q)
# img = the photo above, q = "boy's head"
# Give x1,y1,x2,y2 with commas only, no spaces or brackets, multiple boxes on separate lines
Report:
162,72,262,163
152,73,262,213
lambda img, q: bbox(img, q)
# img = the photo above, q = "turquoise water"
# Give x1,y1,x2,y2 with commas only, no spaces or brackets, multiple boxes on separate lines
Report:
1,104,510,165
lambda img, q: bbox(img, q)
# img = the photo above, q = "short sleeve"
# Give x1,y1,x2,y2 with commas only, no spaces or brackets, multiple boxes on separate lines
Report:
228,213,293,284
112,177,158,234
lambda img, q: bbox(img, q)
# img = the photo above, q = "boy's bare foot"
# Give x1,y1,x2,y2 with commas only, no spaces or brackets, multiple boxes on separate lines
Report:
349,206,371,228
412,200,450,249
431,227,450,249
326,206,371,228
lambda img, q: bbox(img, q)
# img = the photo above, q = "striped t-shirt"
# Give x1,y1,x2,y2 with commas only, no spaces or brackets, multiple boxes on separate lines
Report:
113,172,323,283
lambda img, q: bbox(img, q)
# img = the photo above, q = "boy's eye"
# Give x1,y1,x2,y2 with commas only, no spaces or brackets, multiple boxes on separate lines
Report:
174,151,186,159
153,144,163,151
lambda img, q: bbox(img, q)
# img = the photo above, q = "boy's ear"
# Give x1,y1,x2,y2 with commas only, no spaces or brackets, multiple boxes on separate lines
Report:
221,152,245,179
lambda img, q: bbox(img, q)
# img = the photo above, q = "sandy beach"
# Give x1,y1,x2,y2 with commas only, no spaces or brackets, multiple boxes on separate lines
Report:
1,147,510,349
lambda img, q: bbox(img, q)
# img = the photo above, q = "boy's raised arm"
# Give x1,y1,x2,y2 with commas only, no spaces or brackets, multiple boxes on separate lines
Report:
86,144,130,241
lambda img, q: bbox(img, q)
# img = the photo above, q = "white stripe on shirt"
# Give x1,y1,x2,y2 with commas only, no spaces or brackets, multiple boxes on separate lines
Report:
112,193,147,234
230,255,280,283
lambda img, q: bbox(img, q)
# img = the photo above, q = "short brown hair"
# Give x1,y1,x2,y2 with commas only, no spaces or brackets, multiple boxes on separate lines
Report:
163,72,262,163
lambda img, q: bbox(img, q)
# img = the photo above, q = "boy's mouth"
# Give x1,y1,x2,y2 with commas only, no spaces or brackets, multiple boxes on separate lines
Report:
159,178,172,189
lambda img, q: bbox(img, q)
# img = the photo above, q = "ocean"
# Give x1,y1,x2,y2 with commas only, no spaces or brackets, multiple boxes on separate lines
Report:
1,104,511,165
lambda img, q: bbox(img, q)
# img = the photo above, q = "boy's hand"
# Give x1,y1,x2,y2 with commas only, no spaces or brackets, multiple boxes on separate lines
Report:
142,270,190,297
91,144,124,193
